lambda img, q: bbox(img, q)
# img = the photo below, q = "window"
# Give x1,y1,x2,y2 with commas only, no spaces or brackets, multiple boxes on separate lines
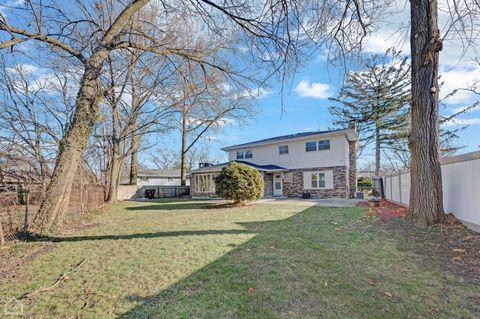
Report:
309,172,326,189
244,150,253,159
236,151,244,159
311,173,318,188
318,172,326,188
279,145,289,155
318,139,330,150
194,173,216,193
167,177,173,182
305,141,317,152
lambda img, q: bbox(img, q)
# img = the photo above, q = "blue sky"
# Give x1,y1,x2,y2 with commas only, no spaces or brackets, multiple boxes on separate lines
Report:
158,1,480,169
161,48,480,169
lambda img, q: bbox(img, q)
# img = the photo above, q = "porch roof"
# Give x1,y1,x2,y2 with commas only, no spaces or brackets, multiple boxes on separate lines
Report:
189,160,287,174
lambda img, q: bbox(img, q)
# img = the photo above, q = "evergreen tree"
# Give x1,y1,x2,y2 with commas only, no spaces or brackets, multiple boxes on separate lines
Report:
329,49,410,176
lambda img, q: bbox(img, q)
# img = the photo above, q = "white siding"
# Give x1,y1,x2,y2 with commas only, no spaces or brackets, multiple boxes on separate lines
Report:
138,177,189,186
228,135,349,169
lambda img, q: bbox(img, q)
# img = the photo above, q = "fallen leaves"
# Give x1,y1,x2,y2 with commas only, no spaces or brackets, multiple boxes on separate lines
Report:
452,256,462,262
367,280,376,286
452,248,466,254
247,287,254,295
384,291,393,298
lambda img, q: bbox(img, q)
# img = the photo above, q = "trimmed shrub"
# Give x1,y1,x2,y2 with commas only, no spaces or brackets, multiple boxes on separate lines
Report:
214,162,264,205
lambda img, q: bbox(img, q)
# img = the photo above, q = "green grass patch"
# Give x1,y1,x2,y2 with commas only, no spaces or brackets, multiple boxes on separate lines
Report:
0,200,478,318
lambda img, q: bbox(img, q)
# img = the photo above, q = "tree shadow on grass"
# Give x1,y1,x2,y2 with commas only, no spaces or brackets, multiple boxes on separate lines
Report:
33,229,254,242
116,206,480,318
125,201,232,211
116,207,358,318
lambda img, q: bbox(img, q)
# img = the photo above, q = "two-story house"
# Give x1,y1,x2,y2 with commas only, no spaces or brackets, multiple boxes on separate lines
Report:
189,125,357,199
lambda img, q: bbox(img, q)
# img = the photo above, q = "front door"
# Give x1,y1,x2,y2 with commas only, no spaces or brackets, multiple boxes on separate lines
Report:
273,174,283,196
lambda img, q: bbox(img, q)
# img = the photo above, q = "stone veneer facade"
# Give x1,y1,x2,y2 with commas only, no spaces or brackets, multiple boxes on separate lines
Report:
348,140,357,198
282,166,348,198
263,173,273,197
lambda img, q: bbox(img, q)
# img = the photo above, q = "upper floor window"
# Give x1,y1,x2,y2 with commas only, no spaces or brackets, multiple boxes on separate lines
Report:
279,145,289,155
318,139,330,150
244,150,253,159
305,141,317,152
236,151,244,159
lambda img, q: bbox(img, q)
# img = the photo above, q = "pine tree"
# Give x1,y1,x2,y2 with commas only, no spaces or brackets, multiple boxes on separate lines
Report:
329,49,410,176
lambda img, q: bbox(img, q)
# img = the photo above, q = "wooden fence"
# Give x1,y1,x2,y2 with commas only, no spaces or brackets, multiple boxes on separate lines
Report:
0,183,105,244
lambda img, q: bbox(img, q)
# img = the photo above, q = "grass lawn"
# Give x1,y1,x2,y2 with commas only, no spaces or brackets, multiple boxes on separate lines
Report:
0,200,479,318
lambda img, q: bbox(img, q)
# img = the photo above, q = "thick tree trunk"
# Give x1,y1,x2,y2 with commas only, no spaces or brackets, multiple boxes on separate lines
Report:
180,112,187,186
408,0,445,226
375,125,381,176
29,52,108,234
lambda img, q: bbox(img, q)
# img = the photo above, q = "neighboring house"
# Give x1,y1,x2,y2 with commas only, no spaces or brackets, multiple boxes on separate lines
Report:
190,124,358,198
122,168,190,186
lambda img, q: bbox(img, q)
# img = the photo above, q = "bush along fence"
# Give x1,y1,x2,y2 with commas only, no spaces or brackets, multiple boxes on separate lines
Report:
383,151,480,231
0,183,104,245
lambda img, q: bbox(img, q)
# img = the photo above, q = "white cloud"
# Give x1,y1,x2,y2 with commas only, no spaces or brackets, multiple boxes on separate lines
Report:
443,118,480,126
294,80,332,99
363,30,410,54
237,87,272,99
440,61,480,104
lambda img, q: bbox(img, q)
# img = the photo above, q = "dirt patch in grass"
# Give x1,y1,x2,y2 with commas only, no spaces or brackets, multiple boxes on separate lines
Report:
376,215,480,286
0,242,54,282
361,199,480,285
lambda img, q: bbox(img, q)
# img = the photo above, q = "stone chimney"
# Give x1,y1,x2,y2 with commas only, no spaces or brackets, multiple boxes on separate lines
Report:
348,120,357,198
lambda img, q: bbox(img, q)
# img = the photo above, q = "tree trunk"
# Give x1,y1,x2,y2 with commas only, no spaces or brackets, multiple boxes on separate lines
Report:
180,109,188,186
129,132,139,185
129,90,139,185
375,125,381,176
107,94,121,204
29,52,108,234
407,0,445,226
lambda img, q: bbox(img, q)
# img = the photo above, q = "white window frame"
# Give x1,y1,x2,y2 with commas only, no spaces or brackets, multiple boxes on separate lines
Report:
305,141,317,152
318,139,330,150
194,173,216,193
244,150,253,159
278,144,289,155
309,172,326,189
236,151,244,159
303,170,333,190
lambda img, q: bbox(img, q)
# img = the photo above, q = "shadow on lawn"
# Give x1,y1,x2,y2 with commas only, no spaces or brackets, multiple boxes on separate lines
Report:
117,206,359,318
116,205,480,318
125,201,230,211
35,229,253,242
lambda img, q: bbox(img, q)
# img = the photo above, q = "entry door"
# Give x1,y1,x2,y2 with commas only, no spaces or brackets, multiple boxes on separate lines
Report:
273,174,283,196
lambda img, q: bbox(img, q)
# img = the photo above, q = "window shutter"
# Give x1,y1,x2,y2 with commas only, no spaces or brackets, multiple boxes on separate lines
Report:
325,170,334,189
303,172,311,190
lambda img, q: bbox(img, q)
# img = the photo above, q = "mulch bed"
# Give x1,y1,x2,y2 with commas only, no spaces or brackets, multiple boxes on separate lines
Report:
358,199,480,285
357,199,408,220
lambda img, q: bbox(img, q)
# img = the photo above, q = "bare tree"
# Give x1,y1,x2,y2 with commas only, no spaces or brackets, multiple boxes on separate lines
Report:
149,143,222,171
0,0,393,233
170,56,255,185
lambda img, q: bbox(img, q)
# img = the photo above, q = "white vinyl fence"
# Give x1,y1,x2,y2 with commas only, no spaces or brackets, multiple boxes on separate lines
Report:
384,151,480,231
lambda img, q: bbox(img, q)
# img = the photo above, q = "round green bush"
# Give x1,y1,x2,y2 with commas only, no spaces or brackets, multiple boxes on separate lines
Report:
214,162,264,205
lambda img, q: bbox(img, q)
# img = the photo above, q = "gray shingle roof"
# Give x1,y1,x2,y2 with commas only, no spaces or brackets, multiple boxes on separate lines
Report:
221,128,349,151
